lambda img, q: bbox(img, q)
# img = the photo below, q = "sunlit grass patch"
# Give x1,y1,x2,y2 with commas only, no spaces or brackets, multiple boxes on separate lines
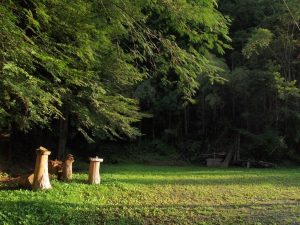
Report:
0,164,300,224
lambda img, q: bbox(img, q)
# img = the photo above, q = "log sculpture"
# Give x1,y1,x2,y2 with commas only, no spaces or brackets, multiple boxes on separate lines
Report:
88,156,103,184
49,159,63,180
32,146,52,191
18,173,34,188
49,159,63,175
62,154,74,181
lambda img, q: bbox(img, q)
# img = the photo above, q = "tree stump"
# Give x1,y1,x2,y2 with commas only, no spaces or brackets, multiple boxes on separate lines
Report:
88,157,103,184
62,154,74,181
32,146,52,191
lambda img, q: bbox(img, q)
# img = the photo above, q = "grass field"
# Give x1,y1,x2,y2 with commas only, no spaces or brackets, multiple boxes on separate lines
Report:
0,164,300,225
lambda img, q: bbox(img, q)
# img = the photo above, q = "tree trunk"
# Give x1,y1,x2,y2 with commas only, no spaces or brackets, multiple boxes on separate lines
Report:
1,133,12,163
151,119,155,140
184,107,188,136
236,133,240,161
221,148,234,168
138,121,142,147
57,113,69,159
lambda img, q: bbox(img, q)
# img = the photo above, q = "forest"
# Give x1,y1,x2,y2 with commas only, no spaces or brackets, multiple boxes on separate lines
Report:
1,0,300,165
1,1,300,224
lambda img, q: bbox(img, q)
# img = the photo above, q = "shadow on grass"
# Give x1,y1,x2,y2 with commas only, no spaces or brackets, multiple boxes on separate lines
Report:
0,185,27,191
0,200,143,225
0,200,299,225
0,179,28,191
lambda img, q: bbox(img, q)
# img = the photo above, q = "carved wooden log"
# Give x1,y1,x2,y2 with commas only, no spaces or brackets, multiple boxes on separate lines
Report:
62,154,74,181
18,173,34,188
88,157,103,184
32,146,52,191
49,159,63,175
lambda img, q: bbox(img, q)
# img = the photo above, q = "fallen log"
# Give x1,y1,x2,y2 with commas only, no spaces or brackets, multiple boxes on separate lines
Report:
231,160,276,168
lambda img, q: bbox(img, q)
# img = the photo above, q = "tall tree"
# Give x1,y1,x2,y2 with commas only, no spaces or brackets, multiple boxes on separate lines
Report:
1,0,231,159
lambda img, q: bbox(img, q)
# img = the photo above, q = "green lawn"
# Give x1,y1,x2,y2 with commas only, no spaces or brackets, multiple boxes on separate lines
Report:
0,164,300,225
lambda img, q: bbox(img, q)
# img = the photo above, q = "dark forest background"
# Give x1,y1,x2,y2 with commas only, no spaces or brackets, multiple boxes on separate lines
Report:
1,0,300,166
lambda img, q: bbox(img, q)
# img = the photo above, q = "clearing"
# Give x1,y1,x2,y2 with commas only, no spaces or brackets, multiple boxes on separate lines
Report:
0,164,300,225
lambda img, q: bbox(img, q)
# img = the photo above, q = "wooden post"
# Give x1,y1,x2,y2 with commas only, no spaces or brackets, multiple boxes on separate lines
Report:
62,154,74,181
32,146,52,191
88,156,103,184
247,160,251,169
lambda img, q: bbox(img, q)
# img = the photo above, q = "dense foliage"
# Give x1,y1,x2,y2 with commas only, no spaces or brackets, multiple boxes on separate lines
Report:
0,0,300,163
137,0,300,163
